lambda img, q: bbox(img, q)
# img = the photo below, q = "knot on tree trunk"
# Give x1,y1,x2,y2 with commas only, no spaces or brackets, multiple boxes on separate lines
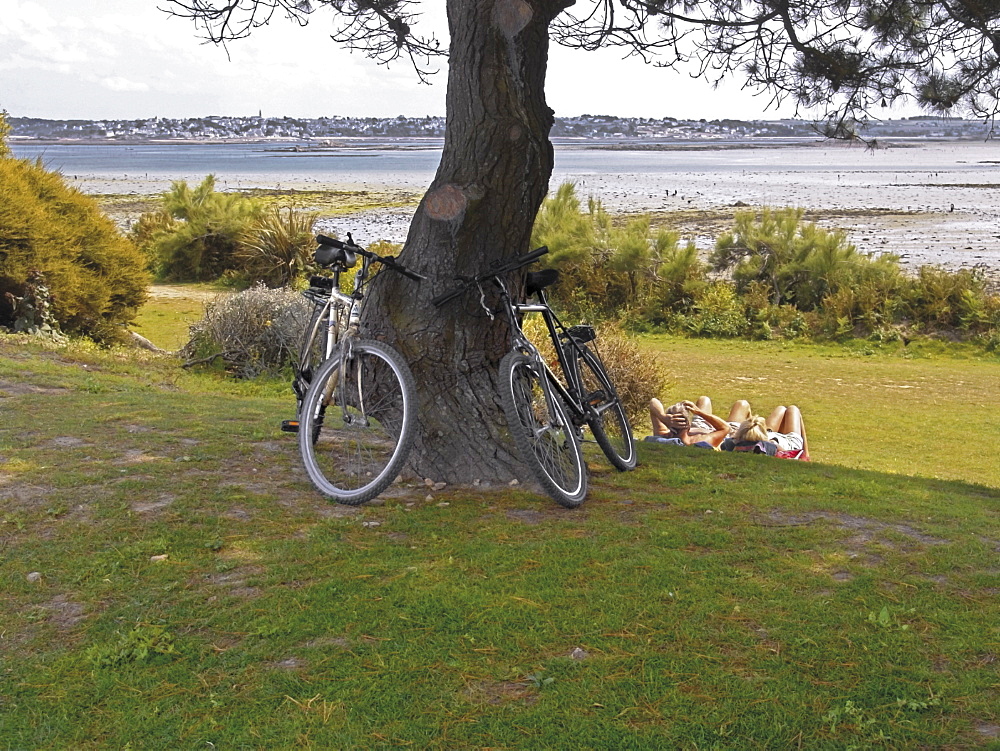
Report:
492,0,533,37
424,183,470,222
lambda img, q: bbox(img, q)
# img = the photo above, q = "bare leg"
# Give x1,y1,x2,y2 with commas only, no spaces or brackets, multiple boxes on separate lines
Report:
695,396,713,415
649,398,671,437
779,405,809,455
765,405,787,432
727,400,752,423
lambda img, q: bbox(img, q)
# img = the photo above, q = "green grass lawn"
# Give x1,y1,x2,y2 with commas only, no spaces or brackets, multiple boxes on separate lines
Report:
131,284,230,352
1,331,998,749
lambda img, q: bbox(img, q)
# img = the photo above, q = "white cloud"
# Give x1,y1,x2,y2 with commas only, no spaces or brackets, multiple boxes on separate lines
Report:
98,76,149,92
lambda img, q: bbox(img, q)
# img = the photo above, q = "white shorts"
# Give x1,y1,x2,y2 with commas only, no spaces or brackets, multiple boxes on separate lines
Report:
768,431,804,452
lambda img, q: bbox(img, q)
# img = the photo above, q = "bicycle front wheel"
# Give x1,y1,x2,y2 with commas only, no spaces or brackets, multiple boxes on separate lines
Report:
499,351,587,508
575,345,637,471
299,340,416,505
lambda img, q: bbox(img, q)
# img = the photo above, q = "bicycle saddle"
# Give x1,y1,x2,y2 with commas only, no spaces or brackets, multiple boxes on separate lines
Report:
314,244,357,269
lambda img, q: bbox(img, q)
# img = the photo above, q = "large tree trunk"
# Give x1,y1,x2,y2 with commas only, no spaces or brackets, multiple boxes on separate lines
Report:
362,0,568,484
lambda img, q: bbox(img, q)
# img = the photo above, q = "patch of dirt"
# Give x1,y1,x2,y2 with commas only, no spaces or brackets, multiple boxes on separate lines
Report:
0,483,55,509
463,679,538,706
507,509,545,525
252,441,286,453
117,449,168,465
975,722,1000,739
47,436,90,448
268,657,305,670
41,594,88,630
0,379,70,397
146,285,227,302
131,494,177,514
756,510,948,546
203,566,265,600
303,636,353,650
314,503,362,518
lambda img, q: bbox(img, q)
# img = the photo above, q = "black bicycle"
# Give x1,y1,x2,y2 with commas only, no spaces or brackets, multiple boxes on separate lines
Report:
283,234,424,504
433,247,636,508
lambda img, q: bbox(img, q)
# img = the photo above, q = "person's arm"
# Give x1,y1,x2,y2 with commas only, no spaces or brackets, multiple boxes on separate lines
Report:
679,406,731,447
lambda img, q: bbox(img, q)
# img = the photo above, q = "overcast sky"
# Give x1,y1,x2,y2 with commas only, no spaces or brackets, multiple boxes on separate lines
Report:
1,0,923,122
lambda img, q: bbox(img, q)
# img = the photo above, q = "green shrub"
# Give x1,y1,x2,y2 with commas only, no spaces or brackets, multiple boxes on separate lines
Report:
905,265,992,330
0,111,11,158
530,187,999,350
135,177,322,288
532,182,702,321
592,324,673,427
682,282,748,338
137,175,264,283
0,154,149,341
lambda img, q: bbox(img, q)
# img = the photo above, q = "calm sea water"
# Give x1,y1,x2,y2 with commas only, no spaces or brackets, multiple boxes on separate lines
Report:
12,138,997,186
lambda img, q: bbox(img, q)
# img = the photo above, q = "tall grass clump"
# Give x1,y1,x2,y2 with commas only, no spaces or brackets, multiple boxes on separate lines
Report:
234,206,319,288
0,116,150,342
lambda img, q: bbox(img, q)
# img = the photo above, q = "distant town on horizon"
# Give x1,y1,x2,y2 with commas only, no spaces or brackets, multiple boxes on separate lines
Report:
8,113,994,142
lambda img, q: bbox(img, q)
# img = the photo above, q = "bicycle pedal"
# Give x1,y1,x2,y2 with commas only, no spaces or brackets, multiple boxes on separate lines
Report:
587,390,607,406
280,419,300,433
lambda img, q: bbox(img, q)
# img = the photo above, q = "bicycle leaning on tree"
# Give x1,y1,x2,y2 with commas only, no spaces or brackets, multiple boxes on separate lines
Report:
282,233,424,505
432,246,636,508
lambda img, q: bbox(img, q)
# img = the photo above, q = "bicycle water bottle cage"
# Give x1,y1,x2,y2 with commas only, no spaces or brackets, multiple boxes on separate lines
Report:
314,245,358,270
526,268,559,296
565,324,596,344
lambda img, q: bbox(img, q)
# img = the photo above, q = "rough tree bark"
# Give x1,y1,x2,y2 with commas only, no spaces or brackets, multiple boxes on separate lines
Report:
362,0,571,484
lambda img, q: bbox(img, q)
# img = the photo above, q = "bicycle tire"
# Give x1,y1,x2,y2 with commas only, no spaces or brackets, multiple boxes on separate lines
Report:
574,345,636,471
298,340,416,505
499,351,587,508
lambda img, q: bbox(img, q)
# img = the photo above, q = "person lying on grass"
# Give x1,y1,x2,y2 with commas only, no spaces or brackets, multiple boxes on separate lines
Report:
647,398,810,458
720,404,810,459
646,397,740,449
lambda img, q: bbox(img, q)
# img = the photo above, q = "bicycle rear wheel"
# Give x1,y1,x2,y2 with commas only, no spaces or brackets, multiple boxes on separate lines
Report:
574,345,636,471
299,340,416,505
499,351,587,508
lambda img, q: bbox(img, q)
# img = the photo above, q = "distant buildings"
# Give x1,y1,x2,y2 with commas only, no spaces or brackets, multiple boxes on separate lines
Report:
8,114,992,141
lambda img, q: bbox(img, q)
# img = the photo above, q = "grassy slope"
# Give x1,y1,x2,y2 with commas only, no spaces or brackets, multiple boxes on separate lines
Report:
1,332,998,749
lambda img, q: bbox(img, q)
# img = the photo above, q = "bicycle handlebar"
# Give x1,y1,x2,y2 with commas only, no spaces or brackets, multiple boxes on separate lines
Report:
431,246,549,308
315,234,426,283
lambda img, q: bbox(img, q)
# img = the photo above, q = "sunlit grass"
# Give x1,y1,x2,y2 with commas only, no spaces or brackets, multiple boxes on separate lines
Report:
1,334,997,748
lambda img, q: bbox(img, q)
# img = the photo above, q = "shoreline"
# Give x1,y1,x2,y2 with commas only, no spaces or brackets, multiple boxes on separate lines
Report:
12,134,981,150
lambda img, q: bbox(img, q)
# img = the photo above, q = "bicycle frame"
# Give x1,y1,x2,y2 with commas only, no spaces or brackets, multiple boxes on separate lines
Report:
493,277,591,430
294,254,376,413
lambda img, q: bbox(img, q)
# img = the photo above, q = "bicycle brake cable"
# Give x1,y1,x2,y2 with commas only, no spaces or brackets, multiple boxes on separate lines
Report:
476,281,495,321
